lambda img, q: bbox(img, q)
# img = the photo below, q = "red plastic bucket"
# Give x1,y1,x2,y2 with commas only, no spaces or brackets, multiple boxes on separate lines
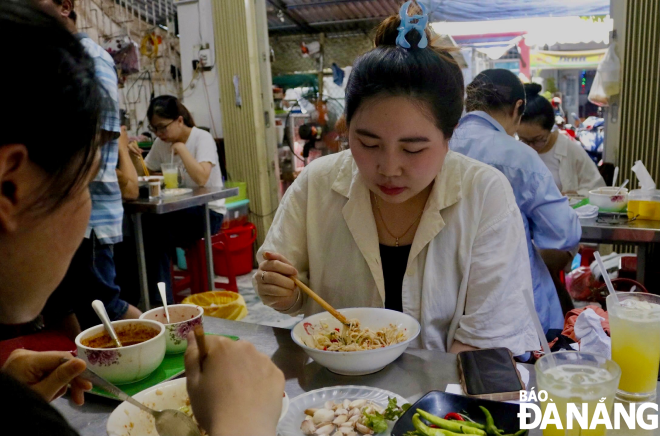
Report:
212,223,257,277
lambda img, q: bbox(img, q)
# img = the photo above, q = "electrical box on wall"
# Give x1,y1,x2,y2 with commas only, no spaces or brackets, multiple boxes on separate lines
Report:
193,43,214,71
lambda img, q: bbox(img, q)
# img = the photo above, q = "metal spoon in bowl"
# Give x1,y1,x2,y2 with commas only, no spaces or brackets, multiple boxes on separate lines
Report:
158,282,171,323
77,363,202,436
91,300,122,348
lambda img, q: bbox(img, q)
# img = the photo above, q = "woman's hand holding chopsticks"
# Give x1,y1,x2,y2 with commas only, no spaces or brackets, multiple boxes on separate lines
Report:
256,252,301,312
184,331,285,436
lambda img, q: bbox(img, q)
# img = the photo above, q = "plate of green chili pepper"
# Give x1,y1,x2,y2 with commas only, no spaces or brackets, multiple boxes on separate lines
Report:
391,391,527,436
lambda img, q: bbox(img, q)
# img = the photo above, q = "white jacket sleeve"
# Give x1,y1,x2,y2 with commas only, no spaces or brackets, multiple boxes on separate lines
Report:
254,170,310,314
453,177,539,356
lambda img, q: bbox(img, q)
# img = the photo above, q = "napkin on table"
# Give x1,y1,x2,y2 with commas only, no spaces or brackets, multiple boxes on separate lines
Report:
574,308,611,358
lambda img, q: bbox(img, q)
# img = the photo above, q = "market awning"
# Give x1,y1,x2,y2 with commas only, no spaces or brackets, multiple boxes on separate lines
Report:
426,0,610,22
472,37,523,60
530,48,607,70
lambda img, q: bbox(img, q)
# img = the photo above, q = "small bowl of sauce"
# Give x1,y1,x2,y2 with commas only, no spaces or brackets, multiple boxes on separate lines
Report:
75,319,166,385
81,324,160,349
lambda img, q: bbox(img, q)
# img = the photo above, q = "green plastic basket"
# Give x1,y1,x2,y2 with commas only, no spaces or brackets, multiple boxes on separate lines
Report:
224,181,247,204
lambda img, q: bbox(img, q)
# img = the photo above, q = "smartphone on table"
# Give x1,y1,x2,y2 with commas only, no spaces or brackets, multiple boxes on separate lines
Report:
457,347,525,402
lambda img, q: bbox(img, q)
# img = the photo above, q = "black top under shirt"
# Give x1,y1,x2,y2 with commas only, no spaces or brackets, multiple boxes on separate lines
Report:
0,371,79,436
379,244,412,313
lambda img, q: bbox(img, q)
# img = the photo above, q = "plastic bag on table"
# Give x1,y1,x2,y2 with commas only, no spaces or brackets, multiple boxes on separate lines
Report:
566,266,593,301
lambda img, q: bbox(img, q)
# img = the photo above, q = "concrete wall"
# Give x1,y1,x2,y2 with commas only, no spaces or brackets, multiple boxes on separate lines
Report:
270,32,373,75
76,0,181,135
176,0,223,137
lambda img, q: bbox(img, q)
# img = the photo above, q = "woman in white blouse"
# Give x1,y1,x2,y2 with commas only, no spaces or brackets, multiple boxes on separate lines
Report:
518,84,606,196
254,13,538,355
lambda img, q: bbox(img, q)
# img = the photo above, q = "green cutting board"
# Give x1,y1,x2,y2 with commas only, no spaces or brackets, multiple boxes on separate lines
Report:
89,333,238,399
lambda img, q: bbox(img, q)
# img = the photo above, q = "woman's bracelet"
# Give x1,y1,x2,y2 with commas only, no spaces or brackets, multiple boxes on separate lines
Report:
276,287,302,313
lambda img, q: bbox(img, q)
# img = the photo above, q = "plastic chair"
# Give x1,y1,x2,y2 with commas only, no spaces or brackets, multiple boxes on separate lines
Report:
0,331,76,367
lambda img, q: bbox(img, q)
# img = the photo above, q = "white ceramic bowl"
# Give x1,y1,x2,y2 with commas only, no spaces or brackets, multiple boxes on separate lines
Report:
291,308,420,376
107,377,290,436
140,304,204,354
75,319,166,385
589,187,629,212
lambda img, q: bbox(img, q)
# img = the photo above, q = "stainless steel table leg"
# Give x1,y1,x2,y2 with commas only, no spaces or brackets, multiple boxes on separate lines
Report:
637,244,647,286
204,204,215,291
132,212,151,310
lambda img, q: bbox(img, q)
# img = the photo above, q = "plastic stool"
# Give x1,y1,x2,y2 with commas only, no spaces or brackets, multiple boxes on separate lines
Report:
175,236,240,295
171,263,193,304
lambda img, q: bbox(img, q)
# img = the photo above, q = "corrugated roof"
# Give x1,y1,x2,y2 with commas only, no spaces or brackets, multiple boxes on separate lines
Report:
266,0,610,35
267,0,400,35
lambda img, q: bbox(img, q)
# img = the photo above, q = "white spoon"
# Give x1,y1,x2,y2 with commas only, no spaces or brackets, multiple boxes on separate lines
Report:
91,300,122,348
158,282,171,324
615,179,629,195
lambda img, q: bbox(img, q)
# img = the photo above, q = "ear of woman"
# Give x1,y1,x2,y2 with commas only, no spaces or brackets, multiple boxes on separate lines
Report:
0,144,37,232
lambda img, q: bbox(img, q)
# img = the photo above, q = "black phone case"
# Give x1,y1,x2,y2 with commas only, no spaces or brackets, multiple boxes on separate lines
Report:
457,348,525,401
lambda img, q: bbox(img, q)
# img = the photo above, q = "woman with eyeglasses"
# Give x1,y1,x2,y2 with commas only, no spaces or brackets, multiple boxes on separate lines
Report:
450,69,582,329
518,83,605,196
130,96,225,303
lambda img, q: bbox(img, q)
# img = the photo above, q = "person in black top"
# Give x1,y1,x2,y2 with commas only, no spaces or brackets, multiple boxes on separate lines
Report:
0,2,285,435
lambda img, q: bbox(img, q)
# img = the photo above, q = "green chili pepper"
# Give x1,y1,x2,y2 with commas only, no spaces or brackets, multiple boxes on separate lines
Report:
412,413,464,436
478,406,503,436
416,409,487,435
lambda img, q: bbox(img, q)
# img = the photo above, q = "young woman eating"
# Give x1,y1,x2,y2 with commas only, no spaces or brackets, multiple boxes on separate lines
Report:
134,96,226,303
0,2,283,434
450,70,582,327
255,4,538,356
518,83,605,196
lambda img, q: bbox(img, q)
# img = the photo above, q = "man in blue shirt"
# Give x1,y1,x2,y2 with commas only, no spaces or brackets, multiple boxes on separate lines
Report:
39,0,141,332
451,70,581,334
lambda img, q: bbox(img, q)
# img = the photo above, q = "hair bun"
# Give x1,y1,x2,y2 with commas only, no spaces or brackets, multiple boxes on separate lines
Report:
524,82,543,97
373,16,400,47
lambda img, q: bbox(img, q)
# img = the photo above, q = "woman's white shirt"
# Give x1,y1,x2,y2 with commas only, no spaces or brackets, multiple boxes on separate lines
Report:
256,150,538,355
542,133,605,195
145,127,226,215
538,149,563,192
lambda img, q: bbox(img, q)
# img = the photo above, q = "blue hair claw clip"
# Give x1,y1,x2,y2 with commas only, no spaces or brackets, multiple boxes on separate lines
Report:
396,0,428,49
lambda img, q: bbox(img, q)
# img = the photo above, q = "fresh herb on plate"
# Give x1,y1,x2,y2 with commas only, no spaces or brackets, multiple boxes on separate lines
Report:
363,397,411,433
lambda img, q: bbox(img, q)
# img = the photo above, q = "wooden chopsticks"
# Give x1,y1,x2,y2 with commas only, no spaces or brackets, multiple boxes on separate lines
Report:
139,154,149,176
193,324,207,371
131,142,149,176
291,277,350,326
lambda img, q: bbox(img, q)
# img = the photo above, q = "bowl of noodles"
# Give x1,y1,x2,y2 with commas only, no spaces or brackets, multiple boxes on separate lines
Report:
291,308,420,376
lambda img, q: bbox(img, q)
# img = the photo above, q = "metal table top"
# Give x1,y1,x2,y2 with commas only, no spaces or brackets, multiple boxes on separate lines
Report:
122,187,238,214
52,317,660,436
580,217,660,244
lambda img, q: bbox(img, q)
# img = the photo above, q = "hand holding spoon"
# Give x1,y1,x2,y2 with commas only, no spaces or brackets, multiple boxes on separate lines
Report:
75,362,201,436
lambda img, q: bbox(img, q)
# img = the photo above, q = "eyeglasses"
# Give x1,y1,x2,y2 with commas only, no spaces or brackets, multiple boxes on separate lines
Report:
148,119,175,134
519,135,550,149
596,214,639,225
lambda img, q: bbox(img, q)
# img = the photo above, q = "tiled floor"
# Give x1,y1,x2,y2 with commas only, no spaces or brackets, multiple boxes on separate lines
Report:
217,270,302,329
